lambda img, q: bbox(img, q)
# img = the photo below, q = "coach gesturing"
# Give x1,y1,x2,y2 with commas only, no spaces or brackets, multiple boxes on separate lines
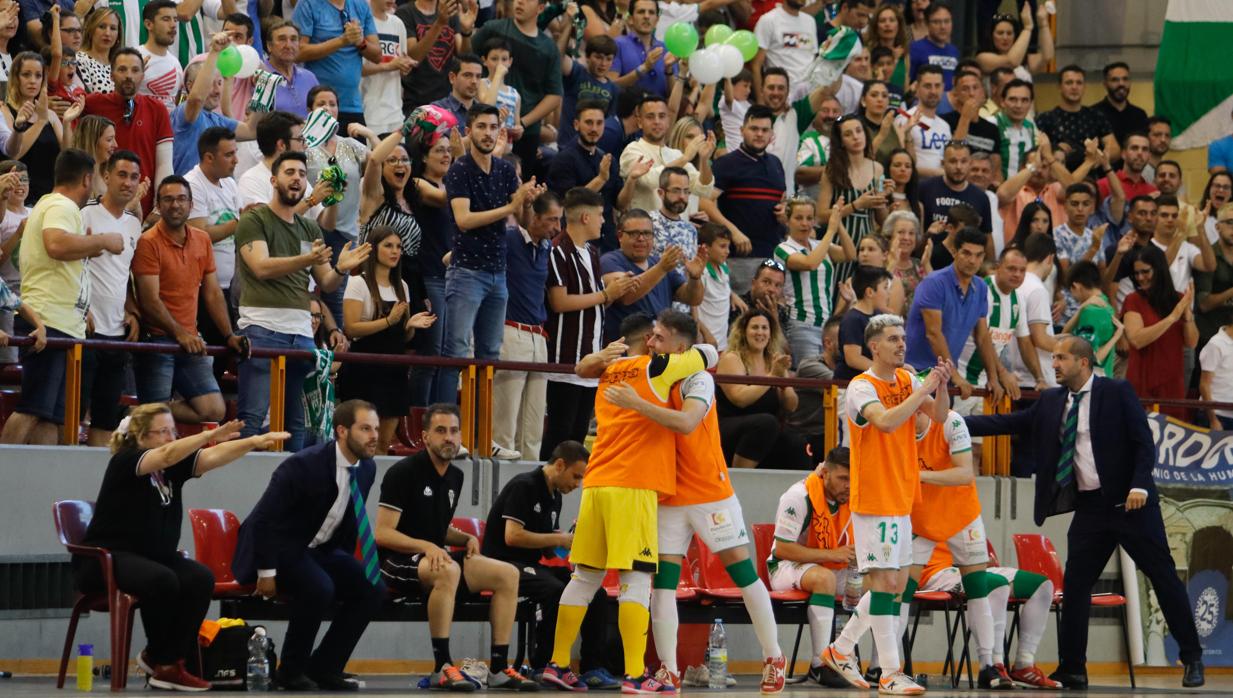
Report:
965,335,1203,689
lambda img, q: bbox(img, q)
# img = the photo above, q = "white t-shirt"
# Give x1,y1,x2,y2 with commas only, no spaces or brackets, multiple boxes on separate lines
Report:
771,108,803,197
897,107,951,172
237,160,273,210
343,274,410,320
655,3,699,41
753,6,818,90
362,14,408,136
1152,237,1203,293
719,98,749,150
835,74,863,115
1018,270,1057,387
184,165,240,288
137,46,184,113
986,190,1004,256
81,201,142,337
0,205,28,286
699,262,730,351
1200,330,1233,418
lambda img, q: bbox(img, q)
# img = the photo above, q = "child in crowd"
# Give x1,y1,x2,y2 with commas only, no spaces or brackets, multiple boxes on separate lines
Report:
559,35,619,149
855,234,906,314
1062,260,1121,377
720,69,752,150
1053,182,1107,324
870,46,905,109
46,5,85,103
695,222,734,350
0,162,29,365
774,198,855,364
481,38,523,154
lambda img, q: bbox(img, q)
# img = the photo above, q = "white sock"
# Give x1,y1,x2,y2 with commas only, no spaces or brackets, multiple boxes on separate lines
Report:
897,598,911,642
807,604,835,666
740,581,783,659
1015,580,1054,669
966,596,995,667
987,584,1011,665
833,592,871,655
650,588,678,673
871,613,901,671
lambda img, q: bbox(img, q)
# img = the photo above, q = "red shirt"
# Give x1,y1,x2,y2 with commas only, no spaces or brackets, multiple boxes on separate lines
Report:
1098,169,1157,203
84,93,172,215
1122,290,1186,419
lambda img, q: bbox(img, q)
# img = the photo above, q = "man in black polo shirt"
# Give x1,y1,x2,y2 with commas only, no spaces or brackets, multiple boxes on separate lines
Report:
482,441,618,689
375,404,537,692
546,99,622,252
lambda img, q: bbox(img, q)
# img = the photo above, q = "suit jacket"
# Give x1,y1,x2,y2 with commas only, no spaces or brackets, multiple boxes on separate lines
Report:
231,441,377,584
965,376,1157,525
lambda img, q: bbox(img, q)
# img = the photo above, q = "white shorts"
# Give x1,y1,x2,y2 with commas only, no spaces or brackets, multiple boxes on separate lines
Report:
911,516,990,567
658,495,750,556
920,565,1016,593
768,559,846,593
852,513,912,572
952,394,986,417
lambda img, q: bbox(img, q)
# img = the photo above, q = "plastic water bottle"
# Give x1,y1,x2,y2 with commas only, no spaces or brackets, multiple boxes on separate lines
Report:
247,627,270,691
843,560,863,611
76,644,93,692
707,620,727,689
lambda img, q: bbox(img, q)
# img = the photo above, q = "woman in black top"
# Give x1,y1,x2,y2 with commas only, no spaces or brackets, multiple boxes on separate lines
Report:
73,404,287,691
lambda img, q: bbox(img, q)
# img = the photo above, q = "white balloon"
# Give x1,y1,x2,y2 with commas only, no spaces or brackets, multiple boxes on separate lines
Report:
690,47,724,86
234,44,263,79
715,44,744,79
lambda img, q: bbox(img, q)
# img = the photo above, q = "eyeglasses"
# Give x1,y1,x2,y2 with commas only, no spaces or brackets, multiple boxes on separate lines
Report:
385,157,412,165
621,229,653,238
311,312,325,320
662,187,689,196
1219,219,1233,226
61,27,83,34
760,258,786,272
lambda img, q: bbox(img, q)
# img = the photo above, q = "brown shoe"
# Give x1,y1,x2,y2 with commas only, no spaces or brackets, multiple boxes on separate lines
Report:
148,660,211,692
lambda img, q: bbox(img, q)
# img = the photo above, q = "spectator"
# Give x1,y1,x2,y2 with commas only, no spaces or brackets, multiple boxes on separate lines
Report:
1197,203,1233,347
1061,260,1121,378
4,52,74,205
716,308,808,469
559,35,619,149
973,2,1053,80
357,130,427,298
21,1,74,52
84,48,173,216
339,225,435,454
470,0,563,176
996,144,1073,249
783,318,841,459
0,255,45,362
1199,172,1232,244
293,0,380,129
1200,322,1233,430
1122,245,1197,417
132,175,239,424
580,0,628,40
869,46,907,108
775,198,854,362
601,208,704,342
1103,195,1157,306
479,40,522,145
884,209,928,310
967,151,1005,248
944,72,1002,172
993,78,1036,180
171,35,261,177
541,187,635,458
762,68,836,202
374,403,534,691
885,146,924,221
135,1,183,114
856,80,901,164
730,258,794,332
408,124,456,405
1053,182,1107,282
908,1,958,90
237,111,319,211
1091,62,1149,150
361,0,413,137
663,116,708,218
79,151,142,447
905,226,1010,401
924,202,981,270
546,99,621,251
441,103,539,402
819,0,874,43
78,6,119,94
835,46,873,115
397,0,476,115
608,0,672,98
184,126,244,315
818,115,888,284
1144,116,1173,184
43,6,84,107
695,222,735,349
650,166,696,267
1,149,123,445
853,231,905,313
864,3,910,92
896,64,950,176
751,0,817,101
249,20,320,119
919,142,993,240
492,191,560,460
1018,232,1059,388
1152,195,1216,294
0,5,15,84
76,408,283,692
1036,66,1120,170
794,95,842,203
431,53,482,130
834,263,894,383
1097,132,1155,209
211,13,257,118
234,150,372,450
1154,160,1205,239
0,162,27,364
618,94,714,223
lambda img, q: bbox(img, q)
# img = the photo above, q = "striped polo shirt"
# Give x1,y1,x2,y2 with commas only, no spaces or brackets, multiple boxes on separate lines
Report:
774,237,835,328
713,146,787,258
546,233,605,387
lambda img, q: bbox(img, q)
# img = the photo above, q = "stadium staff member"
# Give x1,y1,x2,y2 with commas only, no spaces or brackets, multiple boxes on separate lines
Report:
966,335,1204,689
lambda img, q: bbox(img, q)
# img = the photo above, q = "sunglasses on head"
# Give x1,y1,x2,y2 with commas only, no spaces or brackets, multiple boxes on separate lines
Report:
760,258,786,272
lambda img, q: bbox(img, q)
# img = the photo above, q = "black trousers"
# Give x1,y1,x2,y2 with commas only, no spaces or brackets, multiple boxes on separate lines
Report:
277,546,385,678
517,564,611,672
1058,492,1202,672
73,551,214,665
540,382,596,461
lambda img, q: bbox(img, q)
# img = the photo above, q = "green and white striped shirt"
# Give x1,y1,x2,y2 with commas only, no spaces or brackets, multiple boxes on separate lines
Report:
957,276,1027,385
774,237,834,328
995,112,1036,180
107,0,220,68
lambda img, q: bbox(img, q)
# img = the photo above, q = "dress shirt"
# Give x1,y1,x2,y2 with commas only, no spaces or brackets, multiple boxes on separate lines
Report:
1063,373,1148,497
257,444,356,578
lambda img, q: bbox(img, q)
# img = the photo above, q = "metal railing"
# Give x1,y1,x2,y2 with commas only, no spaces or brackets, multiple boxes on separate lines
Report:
4,335,1231,478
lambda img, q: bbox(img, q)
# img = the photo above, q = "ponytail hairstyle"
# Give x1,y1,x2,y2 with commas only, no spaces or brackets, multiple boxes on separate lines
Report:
109,403,172,454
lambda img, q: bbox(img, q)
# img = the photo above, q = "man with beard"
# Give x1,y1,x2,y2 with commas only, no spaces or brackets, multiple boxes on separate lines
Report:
1143,116,1173,184
702,106,787,270
231,400,388,691
1090,62,1149,151
1102,195,1157,305
897,65,951,177
751,0,817,102
729,259,793,333
136,1,184,113
761,68,838,203
186,127,244,350
375,403,536,691
84,47,173,217
431,53,483,133
1153,160,1209,243
1036,66,1120,171
172,33,262,176
546,99,622,251
234,151,371,451
1097,132,1157,213
918,142,993,239
650,166,697,266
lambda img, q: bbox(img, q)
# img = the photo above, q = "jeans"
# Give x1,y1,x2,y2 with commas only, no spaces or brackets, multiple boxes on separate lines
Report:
134,336,220,404
787,322,822,369
411,276,449,406
440,267,508,404
237,324,315,451
320,229,351,328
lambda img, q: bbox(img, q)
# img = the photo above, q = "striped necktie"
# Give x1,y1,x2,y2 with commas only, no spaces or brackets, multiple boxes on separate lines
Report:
1056,392,1085,488
348,467,381,586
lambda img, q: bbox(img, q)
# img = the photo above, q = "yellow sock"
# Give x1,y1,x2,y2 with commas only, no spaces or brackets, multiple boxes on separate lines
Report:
618,601,651,678
551,604,588,667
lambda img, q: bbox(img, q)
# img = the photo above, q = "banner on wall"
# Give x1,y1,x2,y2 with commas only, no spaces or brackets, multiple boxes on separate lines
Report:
1135,414,1233,666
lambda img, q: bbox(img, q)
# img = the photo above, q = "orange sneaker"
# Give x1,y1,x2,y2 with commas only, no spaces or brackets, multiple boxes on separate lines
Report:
820,646,869,689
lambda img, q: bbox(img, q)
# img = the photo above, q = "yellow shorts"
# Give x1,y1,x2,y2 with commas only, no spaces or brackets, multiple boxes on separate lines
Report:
570,486,658,572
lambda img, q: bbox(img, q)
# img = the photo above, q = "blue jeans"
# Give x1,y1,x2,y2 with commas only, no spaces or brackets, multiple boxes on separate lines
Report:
319,229,351,329
237,324,315,451
440,267,507,404
411,275,449,406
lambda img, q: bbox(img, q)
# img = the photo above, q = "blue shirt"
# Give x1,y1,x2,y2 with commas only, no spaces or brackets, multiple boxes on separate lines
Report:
712,146,787,258
20,0,72,23
170,106,239,176
503,226,551,325
545,141,620,251
904,265,989,370
558,62,618,148
909,37,960,90
1210,135,1233,173
611,34,673,97
264,60,319,118
443,154,521,273
292,0,377,113
598,116,637,161
599,249,684,343
430,94,471,135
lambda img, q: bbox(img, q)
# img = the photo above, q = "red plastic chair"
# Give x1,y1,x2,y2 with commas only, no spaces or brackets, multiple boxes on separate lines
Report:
53,500,139,692
691,536,744,601
752,524,809,603
1012,533,1135,688
450,517,486,547
188,509,253,596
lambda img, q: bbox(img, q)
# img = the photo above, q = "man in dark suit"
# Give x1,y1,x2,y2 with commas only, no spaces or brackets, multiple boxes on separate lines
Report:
966,335,1204,689
232,399,386,691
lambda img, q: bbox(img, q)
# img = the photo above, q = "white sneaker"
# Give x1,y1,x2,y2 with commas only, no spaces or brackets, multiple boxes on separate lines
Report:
878,671,926,695
491,443,522,460
459,659,489,686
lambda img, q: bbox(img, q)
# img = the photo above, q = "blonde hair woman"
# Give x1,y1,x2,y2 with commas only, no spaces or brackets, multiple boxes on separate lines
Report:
79,7,120,94
75,404,286,691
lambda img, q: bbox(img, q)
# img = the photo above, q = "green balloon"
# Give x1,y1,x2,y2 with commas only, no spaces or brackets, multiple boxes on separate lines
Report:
663,22,699,59
704,24,733,47
725,29,759,62
217,45,242,77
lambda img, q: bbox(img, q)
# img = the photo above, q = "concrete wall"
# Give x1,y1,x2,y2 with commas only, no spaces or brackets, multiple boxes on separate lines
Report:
0,445,1128,671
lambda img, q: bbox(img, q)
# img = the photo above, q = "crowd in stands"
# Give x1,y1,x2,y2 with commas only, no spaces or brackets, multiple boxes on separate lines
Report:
1,0,1232,466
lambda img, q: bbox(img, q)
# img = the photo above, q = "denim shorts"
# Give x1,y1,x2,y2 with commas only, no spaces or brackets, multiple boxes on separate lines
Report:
134,336,220,403
14,321,71,424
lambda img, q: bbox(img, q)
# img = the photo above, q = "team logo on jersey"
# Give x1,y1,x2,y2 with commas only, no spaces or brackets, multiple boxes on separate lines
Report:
784,506,798,518
423,486,433,496
710,511,728,526
533,503,542,513
640,547,653,558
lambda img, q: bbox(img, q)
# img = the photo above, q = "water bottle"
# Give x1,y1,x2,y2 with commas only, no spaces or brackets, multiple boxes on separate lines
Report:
707,620,727,689
246,627,270,691
76,644,93,692
843,560,863,611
